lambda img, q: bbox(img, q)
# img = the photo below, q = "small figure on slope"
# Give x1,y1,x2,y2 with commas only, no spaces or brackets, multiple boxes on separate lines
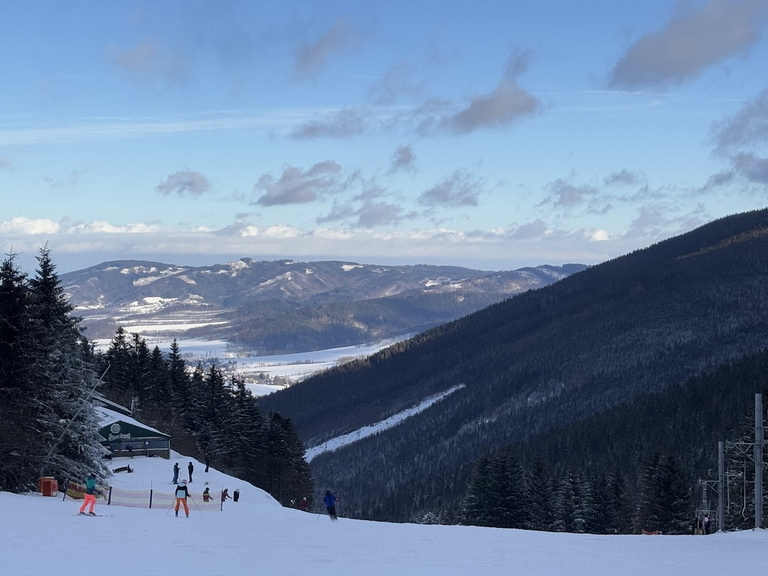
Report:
78,473,99,516
202,487,211,503
703,513,711,535
175,480,190,517
188,461,194,483
221,488,230,504
205,453,211,473
299,497,308,512
324,489,339,521
233,489,239,502
172,462,180,484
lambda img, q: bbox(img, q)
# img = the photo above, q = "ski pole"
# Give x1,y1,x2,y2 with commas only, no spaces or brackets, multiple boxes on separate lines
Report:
189,495,204,517
165,498,176,516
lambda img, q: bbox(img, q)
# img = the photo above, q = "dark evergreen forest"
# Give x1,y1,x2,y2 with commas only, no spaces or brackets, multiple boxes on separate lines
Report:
260,208,768,527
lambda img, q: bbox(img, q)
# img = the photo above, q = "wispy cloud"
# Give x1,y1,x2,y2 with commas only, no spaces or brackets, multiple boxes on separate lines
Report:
417,170,487,208
541,179,601,209
0,111,309,146
711,87,768,153
367,63,423,105
387,145,417,175
609,0,768,89
39,169,87,190
294,19,356,80
156,169,213,197
0,155,12,169
253,160,344,206
111,39,188,86
604,169,644,186
289,108,368,139
417,51,541,135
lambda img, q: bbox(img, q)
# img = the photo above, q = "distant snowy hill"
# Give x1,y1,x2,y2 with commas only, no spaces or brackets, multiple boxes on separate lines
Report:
60,258,585,352
3,451,765,576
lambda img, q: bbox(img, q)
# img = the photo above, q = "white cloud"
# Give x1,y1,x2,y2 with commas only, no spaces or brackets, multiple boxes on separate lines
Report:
0,217,60,235
1,211,708,274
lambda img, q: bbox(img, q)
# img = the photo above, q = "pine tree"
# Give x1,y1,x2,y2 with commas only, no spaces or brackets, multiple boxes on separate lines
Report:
638,453,691,534
0,253,37,491
28,247,107,484
584,473,611,534
104,327,133,405
554,473,586,532
528,459,554,531
487,450,529,529
607,469,632,534
463,454,493,526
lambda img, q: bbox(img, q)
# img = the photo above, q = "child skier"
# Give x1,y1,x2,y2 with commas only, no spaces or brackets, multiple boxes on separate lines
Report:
78,473,99,516
175,480,190,517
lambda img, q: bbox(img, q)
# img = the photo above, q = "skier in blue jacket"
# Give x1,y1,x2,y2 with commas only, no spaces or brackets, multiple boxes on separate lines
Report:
323,489,339,520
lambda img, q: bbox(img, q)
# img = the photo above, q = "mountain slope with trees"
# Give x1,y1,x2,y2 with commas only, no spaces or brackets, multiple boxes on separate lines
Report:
259,208,768,523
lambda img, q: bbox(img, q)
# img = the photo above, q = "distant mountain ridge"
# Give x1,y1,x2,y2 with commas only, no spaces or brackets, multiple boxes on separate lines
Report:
257,208,768,522
61,258,585,352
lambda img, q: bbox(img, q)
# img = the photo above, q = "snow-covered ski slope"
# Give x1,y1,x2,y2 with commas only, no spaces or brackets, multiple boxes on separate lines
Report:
306,384,465,461
3,453,766,576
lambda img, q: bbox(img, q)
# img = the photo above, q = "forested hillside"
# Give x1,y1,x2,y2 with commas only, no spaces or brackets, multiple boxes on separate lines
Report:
259,208,768,523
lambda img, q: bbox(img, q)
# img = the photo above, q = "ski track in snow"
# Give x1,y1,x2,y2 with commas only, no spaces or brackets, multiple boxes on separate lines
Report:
2,450,766,576
305,385,465,462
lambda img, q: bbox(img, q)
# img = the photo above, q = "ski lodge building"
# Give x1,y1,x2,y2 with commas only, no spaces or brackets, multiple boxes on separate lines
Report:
94,405,172,459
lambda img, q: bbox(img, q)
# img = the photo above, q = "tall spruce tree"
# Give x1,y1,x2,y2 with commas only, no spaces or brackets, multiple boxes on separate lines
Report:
463,454,493,526
584,473,611,534
638,453,691,534
528,459,554,531
0,253,37,490
28,247,107,483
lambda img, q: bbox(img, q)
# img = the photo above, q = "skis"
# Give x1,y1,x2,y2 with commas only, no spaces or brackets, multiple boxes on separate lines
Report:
77,512,109,517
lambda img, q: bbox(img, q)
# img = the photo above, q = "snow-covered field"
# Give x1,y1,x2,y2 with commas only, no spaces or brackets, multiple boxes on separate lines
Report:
3,452,767,576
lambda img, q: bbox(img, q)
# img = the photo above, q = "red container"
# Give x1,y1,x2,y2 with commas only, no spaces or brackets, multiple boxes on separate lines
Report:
39,477,58,497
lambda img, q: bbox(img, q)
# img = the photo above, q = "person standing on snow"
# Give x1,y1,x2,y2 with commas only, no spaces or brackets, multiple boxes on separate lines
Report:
299,497,309,512
188,461,194,483
205,453,211,473
172,462,180,484
323,489,339,520
202,487,211,502
175,480,190,517
78,473,99,516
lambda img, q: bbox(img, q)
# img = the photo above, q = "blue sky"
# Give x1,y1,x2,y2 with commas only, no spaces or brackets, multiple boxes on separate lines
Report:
2,0,768,272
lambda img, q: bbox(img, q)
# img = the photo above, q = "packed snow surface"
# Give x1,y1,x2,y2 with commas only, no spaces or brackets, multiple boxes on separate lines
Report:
3,452,767,576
